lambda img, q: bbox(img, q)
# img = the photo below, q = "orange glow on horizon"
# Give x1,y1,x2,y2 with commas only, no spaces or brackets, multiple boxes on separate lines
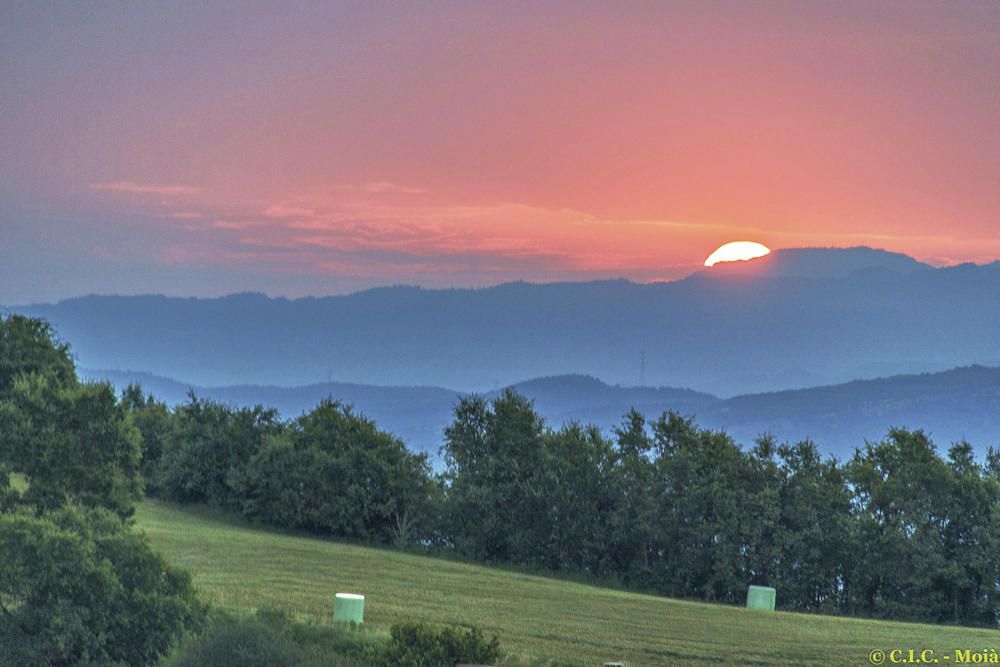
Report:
3,2,1000,301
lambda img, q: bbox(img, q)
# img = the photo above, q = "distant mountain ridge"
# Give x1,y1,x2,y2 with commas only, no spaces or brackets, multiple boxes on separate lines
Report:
11,247,1000,396
693,246,932,280
83,364,1000,459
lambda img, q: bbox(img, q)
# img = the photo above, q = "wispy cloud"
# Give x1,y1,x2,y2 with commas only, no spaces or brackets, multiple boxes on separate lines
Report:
262,205,318,218
89,181,200,195
81,177,1000,289
362,181,426,194
333,182,427,195
213,219,274,230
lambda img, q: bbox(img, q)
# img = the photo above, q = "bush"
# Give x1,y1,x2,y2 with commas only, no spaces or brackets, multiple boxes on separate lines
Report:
237,399,436,544
157,396,281,507
0,506,204,667
167,616,306,667
168,610,373,667
1,376,143,518
369,621,502,667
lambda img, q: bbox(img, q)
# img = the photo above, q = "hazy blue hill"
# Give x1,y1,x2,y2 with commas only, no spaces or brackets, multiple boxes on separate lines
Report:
16,248,1000,396
506,374,717,427
692,246,932,280
81,369,719,454
84,364,1000,459
81,369,461,454
705,364,1000,455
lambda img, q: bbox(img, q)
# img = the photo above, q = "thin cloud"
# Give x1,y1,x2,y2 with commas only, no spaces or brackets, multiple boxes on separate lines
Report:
363,181,426,194
331,182,428,195
262,205,318,218
213,219,274,230
89,181,200,195
86,182,1000,286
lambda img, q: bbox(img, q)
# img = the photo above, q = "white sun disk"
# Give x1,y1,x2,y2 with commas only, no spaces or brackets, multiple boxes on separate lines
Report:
704,241,771,267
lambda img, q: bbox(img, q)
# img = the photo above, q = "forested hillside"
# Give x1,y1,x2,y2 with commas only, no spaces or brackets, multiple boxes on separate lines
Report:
87,364,1000,458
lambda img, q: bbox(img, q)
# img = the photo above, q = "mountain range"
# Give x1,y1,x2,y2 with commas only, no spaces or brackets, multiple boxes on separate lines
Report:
82,364,1000,461
10,247,1000,397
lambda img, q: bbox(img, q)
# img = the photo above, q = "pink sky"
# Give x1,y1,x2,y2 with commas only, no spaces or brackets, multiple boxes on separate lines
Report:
2,2,998,301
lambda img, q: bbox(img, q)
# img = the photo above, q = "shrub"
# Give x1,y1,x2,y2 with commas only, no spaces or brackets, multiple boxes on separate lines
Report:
157,396,281,507
1,376,143,518
369,621,502,667
0,506,204,666
237,400,436,544
167,616,305,667
168,610,373,667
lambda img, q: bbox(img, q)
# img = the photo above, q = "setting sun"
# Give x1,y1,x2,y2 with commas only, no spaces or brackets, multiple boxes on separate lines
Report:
704,241,772,267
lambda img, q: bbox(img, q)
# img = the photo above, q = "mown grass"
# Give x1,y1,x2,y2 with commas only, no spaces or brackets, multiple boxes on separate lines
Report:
135,499,1000,666
10,472,27,491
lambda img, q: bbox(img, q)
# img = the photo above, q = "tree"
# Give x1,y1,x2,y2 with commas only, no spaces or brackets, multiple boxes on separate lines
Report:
939,442,1000,625
0,505,204,666
774,440,853,612
0,318,205,663
0,315,76,401
0,315,79,502
121,384,171,492
539,422,617,574
847,429,955,621
650,413,779,602
158,395,281,507
442,390,549,563
0,375,142,518
237,399,435,543
609,410,657,581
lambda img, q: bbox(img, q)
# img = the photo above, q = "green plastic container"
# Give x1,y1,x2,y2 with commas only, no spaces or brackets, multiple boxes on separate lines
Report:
333,593,365,624
746,585,776,611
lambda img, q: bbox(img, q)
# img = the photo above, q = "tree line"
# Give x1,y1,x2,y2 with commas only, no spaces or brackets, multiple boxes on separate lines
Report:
441,395,1000,626
130,371,1000,628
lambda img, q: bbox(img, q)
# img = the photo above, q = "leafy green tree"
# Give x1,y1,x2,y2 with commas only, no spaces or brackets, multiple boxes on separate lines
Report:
939,442,1000,625
539,422,617,574
609,410,657,581
740,436,783,588
847,429,956,621
0,505,204,666
444,391,622,574
121,384,171,492
0,315,76,401
158,395,281,507
649,413,779,602
0,315,79,501
0,318,204,663
442,390,549,563
774,440,854,612
238,399,435,543
0,375,142,517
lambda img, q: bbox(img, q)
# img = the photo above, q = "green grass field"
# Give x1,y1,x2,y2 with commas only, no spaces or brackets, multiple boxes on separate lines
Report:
135,500,1000,666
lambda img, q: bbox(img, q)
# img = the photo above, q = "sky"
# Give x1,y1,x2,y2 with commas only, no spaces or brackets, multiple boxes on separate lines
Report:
2,1,999,303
